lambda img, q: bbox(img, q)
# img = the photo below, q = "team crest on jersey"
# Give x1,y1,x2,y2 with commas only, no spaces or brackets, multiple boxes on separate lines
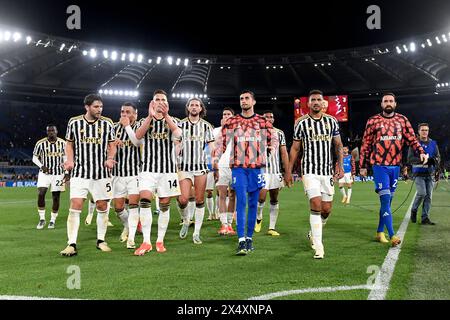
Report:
98,128,103,134
324,124,330,130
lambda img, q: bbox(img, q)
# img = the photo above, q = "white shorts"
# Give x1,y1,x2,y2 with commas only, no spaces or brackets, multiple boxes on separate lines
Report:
206,171,215,190
263,173,284,190
338,172,353,184
138,172,181,198
112,176,139,198
37,172,66,192
216,167,232,187
70,177,112,202
178,170,208,185
302,174,334,201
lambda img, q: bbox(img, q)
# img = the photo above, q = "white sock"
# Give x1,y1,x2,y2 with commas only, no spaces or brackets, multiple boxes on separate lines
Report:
188,200,196,221
215,195,220,214
88,200,96,216
310,213,323,249
116,209,129,228
155,197,160,212
67,209,81,244
127,207,139,242
347,189,352,200
157,208,170,243
225,196,229,209
269,203,279,230
50,212,58,223
38,209,46,220
206,196,214,216
219,212,228,225
227,212,233,225
238,237,246,242
257,202,264,220
340,187,347,197
321,215,328,227
194,206,205,236
140,208,153,243
96,209,108,241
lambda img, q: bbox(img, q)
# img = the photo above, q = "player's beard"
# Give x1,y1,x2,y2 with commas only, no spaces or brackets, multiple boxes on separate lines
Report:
383,105,394,114
311,104,321,114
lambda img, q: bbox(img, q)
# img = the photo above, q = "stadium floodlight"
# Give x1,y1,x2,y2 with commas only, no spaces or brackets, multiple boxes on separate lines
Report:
442,34,448,42
220,66,224,69
114,90,119,95
402,44,408,52
89,48,97,58
205,59,209,64
176,58,181,66
321,63,324,66
68,44,75,52
396,46,401,54
44,41,50,48
82,50,88,56
124,91,129,96
156,56,162,64
228,66,231,69
314,64,318,67
197,59,201,64
13,32,21,42
427,39,432,47
129,53,135,62
99,89,104,94
421,43,426,48
204,94,207,99
121,53,126,61
111,51,117,60
184,58,189,66
148,59,152,63
365,58,369,62
181,93,185,98
134,91,139,97
172,93,176,98
446,83,449,87
119,90,123,96
108,89,113,95
435,36,441,45
371,57,375,61
137,54,143,63
167,56,173,65
4,31,11,41
280,65,284,69
103,50,109,59
409,42,416,52
60,43,66,51
273,66,277,69
437,83,441,88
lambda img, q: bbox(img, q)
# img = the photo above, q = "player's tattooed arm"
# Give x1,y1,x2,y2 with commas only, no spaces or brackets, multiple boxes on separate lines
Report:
333,135,344,179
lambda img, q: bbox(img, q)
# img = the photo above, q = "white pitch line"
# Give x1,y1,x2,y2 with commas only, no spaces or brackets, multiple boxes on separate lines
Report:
0,295,78,300
367,192,417,300
0,200,35,205
248,285,371,300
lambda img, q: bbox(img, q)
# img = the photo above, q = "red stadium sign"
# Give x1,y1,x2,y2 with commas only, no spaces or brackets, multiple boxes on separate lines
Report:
294,95,349,122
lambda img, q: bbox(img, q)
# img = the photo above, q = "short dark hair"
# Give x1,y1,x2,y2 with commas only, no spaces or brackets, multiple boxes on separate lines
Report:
382,92,396,101
84,94,103,106
309,89,323,97
46,124,57,129
240,90,255,100
185,98,206,118
153,89,167,97
223,107,235,115
263,110,273,115
418,123,429,130
122,102,137,110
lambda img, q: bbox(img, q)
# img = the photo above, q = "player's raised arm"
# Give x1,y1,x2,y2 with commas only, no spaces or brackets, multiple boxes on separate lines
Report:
135,101,155,139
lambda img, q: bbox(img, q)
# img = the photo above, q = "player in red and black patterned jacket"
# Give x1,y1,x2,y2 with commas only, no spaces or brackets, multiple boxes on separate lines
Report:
359,93,428,247
219,90,273,256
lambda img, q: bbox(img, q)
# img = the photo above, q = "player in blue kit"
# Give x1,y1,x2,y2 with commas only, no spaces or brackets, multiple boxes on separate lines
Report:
338,146,355,204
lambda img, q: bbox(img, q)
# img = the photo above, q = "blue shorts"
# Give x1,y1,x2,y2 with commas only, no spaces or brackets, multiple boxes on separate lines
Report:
231,168,264,193
372,165,400,193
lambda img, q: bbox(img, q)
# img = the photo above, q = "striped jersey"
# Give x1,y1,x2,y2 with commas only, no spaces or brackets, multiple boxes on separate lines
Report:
360,113,424,168
266,128,286,174
33,137,66,175
222,114,273,169
139,116,179,173
112,121,141,177
178,118,215,172
65,115,116,179
293,114,340,176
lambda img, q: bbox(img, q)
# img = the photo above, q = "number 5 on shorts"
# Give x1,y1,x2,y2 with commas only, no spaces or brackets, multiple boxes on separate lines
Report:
106,183,111,192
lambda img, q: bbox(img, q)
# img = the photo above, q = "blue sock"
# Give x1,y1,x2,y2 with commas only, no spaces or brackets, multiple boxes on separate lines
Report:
380,192,394,237
246,189,260,239
235,186,248,240
377,209,385,233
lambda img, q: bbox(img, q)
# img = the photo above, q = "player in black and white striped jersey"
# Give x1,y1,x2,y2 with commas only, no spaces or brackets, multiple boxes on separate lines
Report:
132,89,182,255
60,94,117,257
177,98,215,244
285,90,344,259
32,125,67,230
110,102,141,244
255,111,289,236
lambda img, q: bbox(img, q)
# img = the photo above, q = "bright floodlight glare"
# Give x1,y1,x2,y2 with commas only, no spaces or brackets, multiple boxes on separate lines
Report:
137,54,143,63
172,93,176,98
60,43,66,51
396,46,401,54
148,59,152,63
119,90,123,96
13,32,21,42
4,31,11,41
427,39,432,46
129,53,135,62
121,53,126,61
421,43,426,48
314,64,318,67
181,93,185,98
184,58,189,66
167,56,173,65
442,34,448,42
103,50,108,58
124,91,129,96
111,51,117,60
435,36,441,44
437,84,440,88
156,56,162,64
446,83,449,87
99,89,103,94
204,94,207,98
114,90,119,95
68,44,74,52
90,48,97,58
44,41,50,48
205,60,209,64
82,50,88,56
402,44,408,52
197,59,201,64
410,42,416,52
280,65,284,68
176,58,181,65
